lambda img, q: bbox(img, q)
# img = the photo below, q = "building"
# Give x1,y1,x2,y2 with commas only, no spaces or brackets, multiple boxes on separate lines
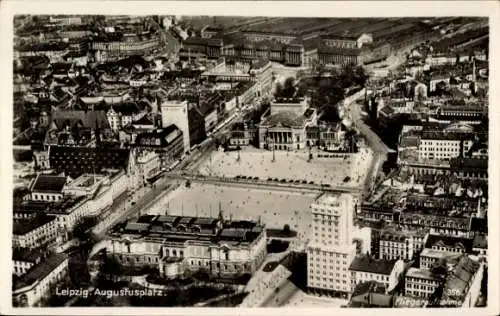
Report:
134,150,162,183
472,235,487,258
12,253,69,307
160,100,190,152
49,145,130,178
270,97,308,117
106,103,142,131
450,158,488,181
348,281,393,307
440,255,484,307
249,59,273,97
12,248,44,276
228,122,258,149
379,228,427,261
306,193,358,296
258,111,307,151
420,234,473,269
29,175,66,202
13,214,59,249
404,268,441,299
132,124,185,166
418,131,474,161
349,255,405,293
89,214,267,278
92,35,161,62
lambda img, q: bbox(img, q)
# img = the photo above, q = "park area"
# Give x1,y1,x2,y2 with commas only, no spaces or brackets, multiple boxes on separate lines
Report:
144,183,318,246
195,148,356,187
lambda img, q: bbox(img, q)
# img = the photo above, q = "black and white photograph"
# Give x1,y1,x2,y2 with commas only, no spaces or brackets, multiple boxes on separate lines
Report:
1,1,499,315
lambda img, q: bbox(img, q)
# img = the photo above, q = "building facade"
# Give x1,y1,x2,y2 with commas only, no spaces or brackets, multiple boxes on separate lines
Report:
405,268,441,299
160,100,190,152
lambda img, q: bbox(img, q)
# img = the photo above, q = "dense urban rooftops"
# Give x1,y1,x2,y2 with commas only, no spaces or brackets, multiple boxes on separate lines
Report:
13,214,57,236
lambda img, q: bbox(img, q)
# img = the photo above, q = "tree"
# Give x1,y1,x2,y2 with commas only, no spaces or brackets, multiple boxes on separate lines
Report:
283,224,291,235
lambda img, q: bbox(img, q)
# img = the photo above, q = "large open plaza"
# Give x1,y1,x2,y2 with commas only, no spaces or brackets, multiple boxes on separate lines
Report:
195,148,365,187
143,183,318,246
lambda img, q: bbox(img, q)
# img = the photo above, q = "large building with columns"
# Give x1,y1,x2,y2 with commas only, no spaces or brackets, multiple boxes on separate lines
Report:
258,111,307,151
89,213,267,279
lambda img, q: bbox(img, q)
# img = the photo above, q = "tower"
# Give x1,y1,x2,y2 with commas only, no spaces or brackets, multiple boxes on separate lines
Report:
306,193,358,296
160,100,190,152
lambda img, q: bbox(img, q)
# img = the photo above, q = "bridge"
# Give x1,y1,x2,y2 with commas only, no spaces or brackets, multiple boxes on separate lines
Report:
164,171,363,195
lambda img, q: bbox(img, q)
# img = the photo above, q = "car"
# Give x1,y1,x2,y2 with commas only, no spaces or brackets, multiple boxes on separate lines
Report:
294,180,301,184
302,180,308,184
267,177,273,181
253,177,259,180
280,179,287,183
289,179,295,183
309,181,315,184
235,175,241,179
343,176,351,182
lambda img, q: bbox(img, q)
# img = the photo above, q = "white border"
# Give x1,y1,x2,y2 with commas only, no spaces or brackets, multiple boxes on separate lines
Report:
0,1,499,316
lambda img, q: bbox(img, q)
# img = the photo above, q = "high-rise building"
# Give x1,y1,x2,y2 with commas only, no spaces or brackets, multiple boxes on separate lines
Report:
160,100,190,152
307,193,358,296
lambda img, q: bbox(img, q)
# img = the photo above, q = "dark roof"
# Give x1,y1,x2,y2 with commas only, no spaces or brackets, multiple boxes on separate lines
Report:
351,281,387,298
52,110,110,130
12,247,43,263
13,215,56,236
49,145,130,178
31,175,66,193
14,253,67,291
450,158,487,171
133,114,155,126
424,234,473,252
110,102,141,116
349,255,397,275
469,217,487,233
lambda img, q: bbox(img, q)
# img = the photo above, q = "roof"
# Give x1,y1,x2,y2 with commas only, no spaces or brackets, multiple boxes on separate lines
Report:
442,255,481,303
49,145,130,178
349,255,397,275
12,248,43,263
52,110,110,130
31,175,66,194
14,253,68,291
351,281,387,298
13,215,56,236
220,228,247,239
425,234,473,252
406,268,440,280
473,235,487,249
261,111,305,128
110,102,141,116
470,217,487,233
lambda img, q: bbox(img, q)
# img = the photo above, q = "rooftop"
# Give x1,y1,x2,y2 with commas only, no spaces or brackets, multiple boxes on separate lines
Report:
260,111,305,128
473,235,487,249
12,247,44,263
424,234,473,252
406,267,440,281
442,255,481,303
30,175,66,193
14,253,68,291
13,215,56,236
349,255,397,275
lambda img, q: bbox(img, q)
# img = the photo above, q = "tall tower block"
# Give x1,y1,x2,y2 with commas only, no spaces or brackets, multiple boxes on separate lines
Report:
160,100,190,153
306,193,358,296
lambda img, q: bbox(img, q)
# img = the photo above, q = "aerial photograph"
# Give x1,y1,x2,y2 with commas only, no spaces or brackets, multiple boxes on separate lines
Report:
10,14,489,309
